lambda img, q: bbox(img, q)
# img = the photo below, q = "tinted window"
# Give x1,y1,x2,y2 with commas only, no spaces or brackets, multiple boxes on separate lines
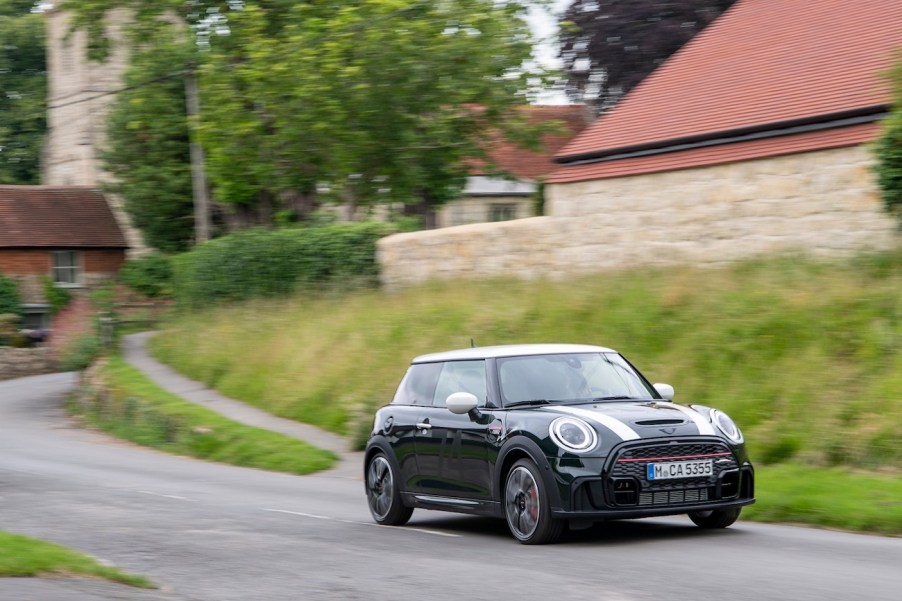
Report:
432,360,488,408
391,363,442,405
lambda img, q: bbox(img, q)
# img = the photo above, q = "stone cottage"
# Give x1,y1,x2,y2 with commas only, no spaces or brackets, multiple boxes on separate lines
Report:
378,0,902,288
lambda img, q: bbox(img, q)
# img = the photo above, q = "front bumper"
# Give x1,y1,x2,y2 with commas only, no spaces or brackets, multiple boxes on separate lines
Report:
550,437,756,518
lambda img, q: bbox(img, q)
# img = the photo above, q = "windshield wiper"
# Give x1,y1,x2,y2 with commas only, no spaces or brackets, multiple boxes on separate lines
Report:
505,399,554,408
591,395,637,401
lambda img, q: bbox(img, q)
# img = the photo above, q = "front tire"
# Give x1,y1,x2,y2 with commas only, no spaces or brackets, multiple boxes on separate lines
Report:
688,507,741,529
504,458,563,544
365,453,413,526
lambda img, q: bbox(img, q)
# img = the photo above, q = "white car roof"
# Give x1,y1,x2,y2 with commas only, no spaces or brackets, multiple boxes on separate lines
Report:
412,343,617,364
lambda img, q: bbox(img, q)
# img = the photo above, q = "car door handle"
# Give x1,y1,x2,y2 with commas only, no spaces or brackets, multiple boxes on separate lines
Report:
416,422,432,430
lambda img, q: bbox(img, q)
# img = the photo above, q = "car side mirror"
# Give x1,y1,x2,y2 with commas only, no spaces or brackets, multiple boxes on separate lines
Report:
447,392,479,417
653,383,675,401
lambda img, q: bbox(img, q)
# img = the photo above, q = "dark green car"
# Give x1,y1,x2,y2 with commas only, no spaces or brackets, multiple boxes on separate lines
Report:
364,344,755,544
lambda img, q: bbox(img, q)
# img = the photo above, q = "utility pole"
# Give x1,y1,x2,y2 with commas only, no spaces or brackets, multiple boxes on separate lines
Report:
184,67,211,244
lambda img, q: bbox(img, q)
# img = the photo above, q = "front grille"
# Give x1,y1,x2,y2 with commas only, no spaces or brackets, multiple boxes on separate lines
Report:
606,440,738,508
638,488,708,506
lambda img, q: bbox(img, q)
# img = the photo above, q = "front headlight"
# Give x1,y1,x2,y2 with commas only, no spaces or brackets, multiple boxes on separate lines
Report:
710,409,743,443
549,417,598,453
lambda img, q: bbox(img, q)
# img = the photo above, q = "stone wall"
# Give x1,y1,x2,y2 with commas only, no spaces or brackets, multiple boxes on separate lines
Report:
378,144,898,289
0,347,54,381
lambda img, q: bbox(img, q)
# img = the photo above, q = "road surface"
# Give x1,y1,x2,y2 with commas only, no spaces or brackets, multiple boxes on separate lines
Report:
1,373,899,600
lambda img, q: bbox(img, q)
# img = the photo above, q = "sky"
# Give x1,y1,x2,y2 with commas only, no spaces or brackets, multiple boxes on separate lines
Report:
527,0,572,104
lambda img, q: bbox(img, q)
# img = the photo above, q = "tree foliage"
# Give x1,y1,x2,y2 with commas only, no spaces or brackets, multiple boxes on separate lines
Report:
71,0,552,229
102,32,196,252
875,54,902,224
559,0,735,113
0,0,46,184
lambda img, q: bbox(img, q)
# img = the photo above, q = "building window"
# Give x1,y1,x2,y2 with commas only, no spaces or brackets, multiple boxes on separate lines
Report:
489,203,516,222
51,251,80,286
22,305,50,331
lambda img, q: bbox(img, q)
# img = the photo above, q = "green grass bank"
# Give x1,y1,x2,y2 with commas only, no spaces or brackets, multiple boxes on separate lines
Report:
150,251,902,534
0,531,151,586
72,356,337,474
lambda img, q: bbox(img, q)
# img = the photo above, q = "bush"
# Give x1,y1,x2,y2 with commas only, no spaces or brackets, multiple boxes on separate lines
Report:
119,253,173,298
172,222,394,309
0,273,21,316
875,53,902,222
58,334,102,371
42,276,72,315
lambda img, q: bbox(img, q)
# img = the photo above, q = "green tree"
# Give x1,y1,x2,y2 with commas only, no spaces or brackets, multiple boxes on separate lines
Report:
71,1,553,228
875,54,902,224
0,0,46,184
103,32,195,252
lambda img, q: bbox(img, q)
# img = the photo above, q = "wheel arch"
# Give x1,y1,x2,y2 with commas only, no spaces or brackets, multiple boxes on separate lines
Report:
495,436,563,510
363,437,408,497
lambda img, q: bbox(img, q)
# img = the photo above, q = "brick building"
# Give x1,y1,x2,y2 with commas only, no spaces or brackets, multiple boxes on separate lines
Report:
0,185,128,329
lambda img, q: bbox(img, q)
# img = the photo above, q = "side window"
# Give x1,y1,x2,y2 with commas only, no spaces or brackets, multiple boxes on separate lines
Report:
391,363,441,406
432,360,487,408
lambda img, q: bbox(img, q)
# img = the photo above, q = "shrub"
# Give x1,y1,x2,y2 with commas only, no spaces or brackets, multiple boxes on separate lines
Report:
0,273,21,316
58,334,102,371
119,253,173,298
172,222,394,309
42,276,72,315
0,313,23,347
875,53,902,222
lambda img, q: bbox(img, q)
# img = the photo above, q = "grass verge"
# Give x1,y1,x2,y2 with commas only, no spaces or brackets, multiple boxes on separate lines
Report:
71,355,337,475
149,250,902,534
744,464,902,535
0,531,152,587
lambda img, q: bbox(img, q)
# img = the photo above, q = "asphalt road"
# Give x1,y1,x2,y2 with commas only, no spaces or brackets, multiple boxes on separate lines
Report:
1,373,900,601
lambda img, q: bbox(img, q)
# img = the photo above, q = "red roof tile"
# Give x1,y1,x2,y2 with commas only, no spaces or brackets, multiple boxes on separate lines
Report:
475,105,593,180
550,0,902,183
0,186,128,248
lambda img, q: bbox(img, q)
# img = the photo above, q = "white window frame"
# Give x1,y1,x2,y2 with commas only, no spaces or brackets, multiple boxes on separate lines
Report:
51,250,81,287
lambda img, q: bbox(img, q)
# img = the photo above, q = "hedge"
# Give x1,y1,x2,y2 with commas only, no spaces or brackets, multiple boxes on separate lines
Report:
172,222,394,309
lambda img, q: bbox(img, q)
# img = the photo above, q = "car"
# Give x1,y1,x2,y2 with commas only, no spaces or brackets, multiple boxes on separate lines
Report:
364,343,755,544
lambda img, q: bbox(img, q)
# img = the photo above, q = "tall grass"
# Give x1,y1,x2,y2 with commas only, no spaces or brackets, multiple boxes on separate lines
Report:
151,251,902,470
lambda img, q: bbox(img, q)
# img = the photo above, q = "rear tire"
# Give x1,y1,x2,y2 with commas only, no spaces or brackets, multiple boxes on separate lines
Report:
688,507,741,529
365,453,413,526
504,458,563,544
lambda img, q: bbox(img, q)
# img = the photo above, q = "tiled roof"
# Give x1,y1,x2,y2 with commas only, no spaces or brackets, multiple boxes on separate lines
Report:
475,105,593,180
550,0,902,184
0,186,128,248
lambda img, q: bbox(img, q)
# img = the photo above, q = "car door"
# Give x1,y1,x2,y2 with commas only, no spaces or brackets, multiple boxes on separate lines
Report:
385,362,443,493
411,360,493,500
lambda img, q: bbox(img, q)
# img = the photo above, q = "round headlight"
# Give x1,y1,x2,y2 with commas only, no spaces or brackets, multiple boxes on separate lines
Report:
549,417,598,453
710,409,743,443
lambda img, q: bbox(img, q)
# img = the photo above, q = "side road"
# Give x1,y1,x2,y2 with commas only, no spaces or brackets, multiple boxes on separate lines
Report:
122,331,362,478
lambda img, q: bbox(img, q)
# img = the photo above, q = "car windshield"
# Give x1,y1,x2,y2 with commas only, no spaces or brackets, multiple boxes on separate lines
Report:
497,352,656,406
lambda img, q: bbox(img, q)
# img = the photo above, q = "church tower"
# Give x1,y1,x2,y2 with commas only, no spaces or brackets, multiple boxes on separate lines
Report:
42,6,147,254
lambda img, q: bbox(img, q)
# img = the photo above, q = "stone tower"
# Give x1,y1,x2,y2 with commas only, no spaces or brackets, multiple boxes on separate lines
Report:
42,6,147,254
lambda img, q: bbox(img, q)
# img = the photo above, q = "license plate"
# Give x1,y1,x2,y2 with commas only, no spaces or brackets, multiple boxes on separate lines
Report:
647,459,713,481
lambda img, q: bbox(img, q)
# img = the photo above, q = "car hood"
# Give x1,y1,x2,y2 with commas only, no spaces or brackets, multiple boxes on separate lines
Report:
536,401,718,443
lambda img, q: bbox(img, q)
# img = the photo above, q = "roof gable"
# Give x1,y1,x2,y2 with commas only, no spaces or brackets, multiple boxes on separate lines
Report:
0,186,128,248
474,105,593,180
551,0,902,182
